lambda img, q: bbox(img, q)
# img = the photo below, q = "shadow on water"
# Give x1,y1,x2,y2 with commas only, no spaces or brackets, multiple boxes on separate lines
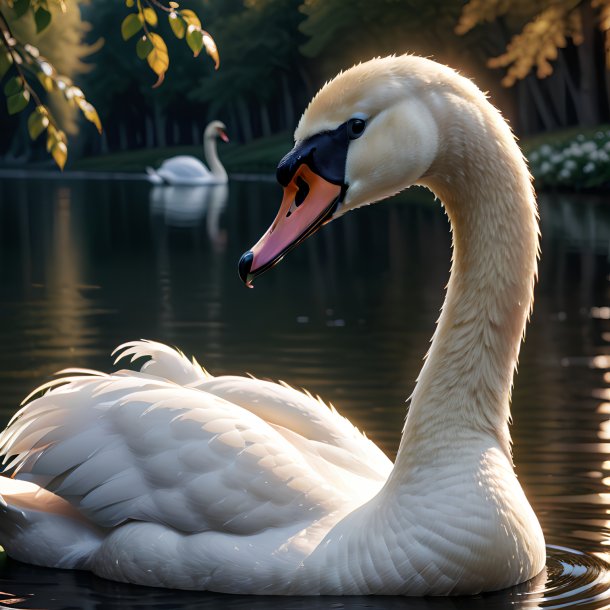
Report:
0,180,609,607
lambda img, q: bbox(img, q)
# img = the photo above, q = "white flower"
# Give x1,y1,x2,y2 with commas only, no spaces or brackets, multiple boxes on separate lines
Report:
567,144,582,157
582,141,597,153
583,162,595,173
540,144,553,156
564,159,577,171
559,168,571,179
529,151,539,163
551,153,564,164
539,161,552,174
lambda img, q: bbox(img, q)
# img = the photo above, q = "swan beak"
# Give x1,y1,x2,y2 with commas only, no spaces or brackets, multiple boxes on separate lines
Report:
218,128,229,143
238,165,342,286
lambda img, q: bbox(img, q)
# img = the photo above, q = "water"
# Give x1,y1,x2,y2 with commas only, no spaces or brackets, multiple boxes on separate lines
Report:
0,178,608,608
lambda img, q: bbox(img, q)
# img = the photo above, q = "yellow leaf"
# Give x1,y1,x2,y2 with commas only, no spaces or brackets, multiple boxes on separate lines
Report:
51,141,68,170
46,127,56,153
75,97,102,133
179,9,201,29
202,31,219,69
143,8,158,27
146,32,169,88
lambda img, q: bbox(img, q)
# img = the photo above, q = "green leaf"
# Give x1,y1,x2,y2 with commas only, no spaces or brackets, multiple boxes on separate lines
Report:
34,7,52,33
136,35,153,59
179,9,201,29
4,75,23,96
27,107,49,140
169,12,185,39
0,52,13,79
146,32,169,88
12,0,30,19
7,89,30,115
143,8,157,27
121,13,142,41
186,25,204,57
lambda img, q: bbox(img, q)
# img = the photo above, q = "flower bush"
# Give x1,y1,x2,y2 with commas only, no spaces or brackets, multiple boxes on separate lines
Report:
527,131,610,190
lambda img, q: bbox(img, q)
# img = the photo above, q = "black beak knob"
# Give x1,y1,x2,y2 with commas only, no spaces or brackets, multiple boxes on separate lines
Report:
238,250,254,285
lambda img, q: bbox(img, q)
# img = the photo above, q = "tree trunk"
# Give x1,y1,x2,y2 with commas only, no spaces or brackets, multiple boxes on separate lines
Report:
154,101,166,147
526,75,557,131
118,122,128,151
556,51,583,125
577,1,599,126
236,97,253,142
100,130,109,155
228,104,240,141
192,120,200,145
145,115,155,149
281,74,295,130
260,102,272,137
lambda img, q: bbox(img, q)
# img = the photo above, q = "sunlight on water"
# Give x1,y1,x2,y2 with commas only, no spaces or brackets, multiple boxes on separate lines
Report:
0,180,608,608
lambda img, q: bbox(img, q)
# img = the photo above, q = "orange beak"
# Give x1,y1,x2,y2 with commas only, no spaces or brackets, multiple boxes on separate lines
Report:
217,128,229,143
238,165,342,286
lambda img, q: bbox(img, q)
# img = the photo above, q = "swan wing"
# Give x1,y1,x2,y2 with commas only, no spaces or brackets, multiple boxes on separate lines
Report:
113,341,393,487
0,374,345,535
158,156,211,179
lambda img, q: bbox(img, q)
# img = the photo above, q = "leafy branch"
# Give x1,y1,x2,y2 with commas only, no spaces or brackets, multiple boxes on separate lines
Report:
0,0,218,169
121,0,219,88
0,1,100,168
456,0,600,87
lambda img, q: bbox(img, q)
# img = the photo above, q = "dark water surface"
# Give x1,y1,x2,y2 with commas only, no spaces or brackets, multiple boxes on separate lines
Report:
0,178,609,609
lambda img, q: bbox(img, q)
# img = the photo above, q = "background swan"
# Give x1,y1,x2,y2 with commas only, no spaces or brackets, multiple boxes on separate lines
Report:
0,55,545,596
146,120,229,185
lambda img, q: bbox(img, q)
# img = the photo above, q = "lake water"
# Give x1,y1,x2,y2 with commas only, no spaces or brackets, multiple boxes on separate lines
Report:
0,177,609,608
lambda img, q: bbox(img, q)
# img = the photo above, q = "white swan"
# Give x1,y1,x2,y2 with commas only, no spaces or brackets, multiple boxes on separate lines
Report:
0,55,545,596
146,120,228,185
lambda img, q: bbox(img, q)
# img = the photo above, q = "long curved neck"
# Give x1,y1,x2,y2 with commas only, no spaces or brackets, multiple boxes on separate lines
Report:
204,136,227,180
391,95,539,480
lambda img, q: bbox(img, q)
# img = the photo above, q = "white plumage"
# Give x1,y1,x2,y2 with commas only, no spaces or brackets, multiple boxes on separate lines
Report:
0,55,545,595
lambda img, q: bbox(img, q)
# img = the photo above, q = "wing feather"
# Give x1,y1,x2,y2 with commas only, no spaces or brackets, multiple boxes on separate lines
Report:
1,373,344,534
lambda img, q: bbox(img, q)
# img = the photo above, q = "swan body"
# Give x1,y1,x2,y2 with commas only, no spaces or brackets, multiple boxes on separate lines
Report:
0,55,545,595
146,120,228,185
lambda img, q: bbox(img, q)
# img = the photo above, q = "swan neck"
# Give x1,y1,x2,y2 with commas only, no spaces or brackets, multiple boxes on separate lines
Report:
393,98,539,472
204,136,227,180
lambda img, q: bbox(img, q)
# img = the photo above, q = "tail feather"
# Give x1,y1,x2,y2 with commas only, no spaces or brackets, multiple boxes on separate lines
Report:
112,339,212,385
146,167,163,184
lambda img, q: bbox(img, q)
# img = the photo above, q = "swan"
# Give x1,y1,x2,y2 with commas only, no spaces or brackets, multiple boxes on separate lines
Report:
146,120,228,185
0,55,545,595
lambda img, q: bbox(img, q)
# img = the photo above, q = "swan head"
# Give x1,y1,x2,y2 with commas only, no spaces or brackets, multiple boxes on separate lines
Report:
205,120,229,143
239,55,442,286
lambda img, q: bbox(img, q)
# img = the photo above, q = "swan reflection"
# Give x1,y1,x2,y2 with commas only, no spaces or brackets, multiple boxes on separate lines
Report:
149,183,228,244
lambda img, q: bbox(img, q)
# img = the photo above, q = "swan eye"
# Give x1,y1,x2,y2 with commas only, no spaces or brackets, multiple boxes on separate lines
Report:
347,118,366,139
